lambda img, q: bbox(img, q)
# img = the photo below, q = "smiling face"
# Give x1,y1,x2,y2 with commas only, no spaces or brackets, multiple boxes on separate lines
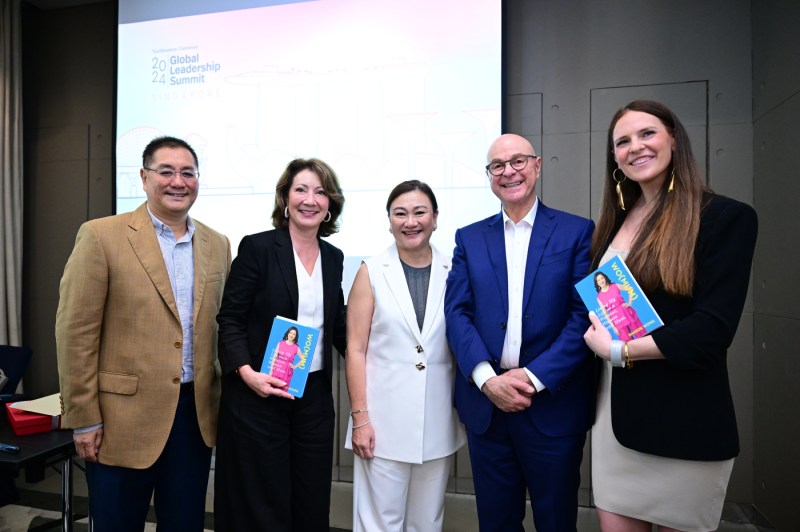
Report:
612,110,675,190
286,329,297,343
140,146,199,223
389,190,437,254
487,134,541,218
595,273,608,289
286,169,330,233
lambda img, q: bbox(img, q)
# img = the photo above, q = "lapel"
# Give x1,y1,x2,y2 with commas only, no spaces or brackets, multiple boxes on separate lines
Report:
420,245,449,341
192,222,210,325
382,244,424,346
522,201,556,308
482,212,509,317
126,203,181,324
274,229,299,315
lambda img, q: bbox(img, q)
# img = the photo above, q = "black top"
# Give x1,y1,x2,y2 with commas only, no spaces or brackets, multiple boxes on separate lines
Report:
600,193,758,461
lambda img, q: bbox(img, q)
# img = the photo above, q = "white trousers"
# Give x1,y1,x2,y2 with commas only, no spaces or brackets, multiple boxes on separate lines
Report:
352,454,451,532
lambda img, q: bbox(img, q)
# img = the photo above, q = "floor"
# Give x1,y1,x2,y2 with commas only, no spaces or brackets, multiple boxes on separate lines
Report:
0,466,780,531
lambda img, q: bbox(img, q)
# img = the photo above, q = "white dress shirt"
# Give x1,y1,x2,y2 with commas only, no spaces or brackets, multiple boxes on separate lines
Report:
471,199,546,393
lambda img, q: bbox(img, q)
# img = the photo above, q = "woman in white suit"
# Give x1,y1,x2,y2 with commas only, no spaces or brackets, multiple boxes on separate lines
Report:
345,180,465,532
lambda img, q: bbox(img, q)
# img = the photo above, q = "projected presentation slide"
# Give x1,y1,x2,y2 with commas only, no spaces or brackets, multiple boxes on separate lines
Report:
116,0,501,293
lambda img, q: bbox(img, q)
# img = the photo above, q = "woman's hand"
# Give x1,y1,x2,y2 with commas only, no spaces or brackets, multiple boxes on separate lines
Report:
351,419,376,460
584,311,613,360
237,364,294,399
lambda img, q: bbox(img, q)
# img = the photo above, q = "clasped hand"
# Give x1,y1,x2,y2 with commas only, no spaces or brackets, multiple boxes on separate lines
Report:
482,369,536,412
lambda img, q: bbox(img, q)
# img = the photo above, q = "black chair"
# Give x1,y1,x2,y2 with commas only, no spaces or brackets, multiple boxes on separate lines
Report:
0,345,32,400
0,345,33,506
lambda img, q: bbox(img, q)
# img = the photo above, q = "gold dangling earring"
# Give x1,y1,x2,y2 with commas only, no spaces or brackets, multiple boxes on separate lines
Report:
668,168,675,192
613,168,627,211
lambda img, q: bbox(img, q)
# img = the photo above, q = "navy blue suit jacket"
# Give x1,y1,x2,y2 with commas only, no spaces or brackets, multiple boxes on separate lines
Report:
444,201,595,437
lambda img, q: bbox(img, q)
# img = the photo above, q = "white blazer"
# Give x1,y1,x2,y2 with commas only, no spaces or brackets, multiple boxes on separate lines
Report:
345,244,465,463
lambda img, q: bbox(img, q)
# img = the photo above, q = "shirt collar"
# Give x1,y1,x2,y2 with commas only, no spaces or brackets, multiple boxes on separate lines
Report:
501,197,538,227
146,206,195,239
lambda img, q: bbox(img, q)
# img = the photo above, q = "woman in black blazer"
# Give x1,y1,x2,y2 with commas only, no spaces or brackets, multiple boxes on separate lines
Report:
214,158,346,531
583,100,757,532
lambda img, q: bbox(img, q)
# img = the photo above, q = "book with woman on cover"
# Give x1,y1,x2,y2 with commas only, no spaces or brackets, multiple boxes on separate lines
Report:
575,255,664,341
259,316,321,398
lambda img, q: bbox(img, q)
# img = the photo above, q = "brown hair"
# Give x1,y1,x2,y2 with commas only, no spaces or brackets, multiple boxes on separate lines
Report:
271,158,345,237
591,100,708,296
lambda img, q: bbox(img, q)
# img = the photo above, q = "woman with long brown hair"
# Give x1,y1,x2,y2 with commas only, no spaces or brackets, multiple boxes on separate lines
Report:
584,100,757,531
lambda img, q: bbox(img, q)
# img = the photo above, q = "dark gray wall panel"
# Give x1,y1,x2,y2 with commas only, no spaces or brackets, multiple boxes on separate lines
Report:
752,1,800,121
709,124,754,202
753,315,800,529
506,93,542,137
540,132,590,217
752,93,800,319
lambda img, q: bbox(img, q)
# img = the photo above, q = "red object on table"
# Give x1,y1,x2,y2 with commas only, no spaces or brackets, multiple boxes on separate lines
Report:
4,404,59,436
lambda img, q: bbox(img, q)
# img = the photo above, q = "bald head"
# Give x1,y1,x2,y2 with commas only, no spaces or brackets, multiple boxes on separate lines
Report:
485,133,541,222
487,134,536,162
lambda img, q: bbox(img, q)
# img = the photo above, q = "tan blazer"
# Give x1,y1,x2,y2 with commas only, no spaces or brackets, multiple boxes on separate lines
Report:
56,202,231,469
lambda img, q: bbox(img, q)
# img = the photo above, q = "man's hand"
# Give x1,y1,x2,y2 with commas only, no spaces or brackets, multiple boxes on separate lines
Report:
74,427,103,462
482,373,536,412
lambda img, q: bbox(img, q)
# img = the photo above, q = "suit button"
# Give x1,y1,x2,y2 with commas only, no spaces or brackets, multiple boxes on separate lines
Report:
172,377,180,384
174,341,182,349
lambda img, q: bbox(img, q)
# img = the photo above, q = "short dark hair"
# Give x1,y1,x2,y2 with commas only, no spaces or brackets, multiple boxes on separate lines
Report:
142,136,199,169
385,180,439,215
271,158,345,237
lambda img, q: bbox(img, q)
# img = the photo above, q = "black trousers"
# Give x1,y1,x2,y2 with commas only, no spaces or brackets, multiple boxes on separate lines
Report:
214,371,335,532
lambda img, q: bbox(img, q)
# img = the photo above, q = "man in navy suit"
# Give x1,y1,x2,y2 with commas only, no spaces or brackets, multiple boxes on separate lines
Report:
445,134,595,531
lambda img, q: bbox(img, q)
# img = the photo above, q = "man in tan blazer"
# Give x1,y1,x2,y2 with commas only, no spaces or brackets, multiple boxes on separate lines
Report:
56,136,230,531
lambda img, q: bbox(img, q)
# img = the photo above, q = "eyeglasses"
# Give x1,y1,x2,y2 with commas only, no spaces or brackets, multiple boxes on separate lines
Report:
144,167,199,180
485,154,539,176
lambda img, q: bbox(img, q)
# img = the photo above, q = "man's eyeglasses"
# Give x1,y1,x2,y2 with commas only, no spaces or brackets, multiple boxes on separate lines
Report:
144,167,199,180
485,154,539,177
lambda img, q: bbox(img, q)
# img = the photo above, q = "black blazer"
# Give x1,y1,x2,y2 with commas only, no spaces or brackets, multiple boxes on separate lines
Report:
217,228,346,385
600,194,757,461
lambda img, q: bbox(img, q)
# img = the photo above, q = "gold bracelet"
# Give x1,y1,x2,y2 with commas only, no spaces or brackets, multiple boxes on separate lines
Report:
350,409,368,416
353,420,371,429
623,342,633,369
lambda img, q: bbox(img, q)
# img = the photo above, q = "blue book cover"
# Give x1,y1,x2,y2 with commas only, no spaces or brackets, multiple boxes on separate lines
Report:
575,255,664,340
259,316,321,398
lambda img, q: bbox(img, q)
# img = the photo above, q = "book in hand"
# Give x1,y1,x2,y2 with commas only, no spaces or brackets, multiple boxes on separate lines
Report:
575,255,664,341
259,316,321,398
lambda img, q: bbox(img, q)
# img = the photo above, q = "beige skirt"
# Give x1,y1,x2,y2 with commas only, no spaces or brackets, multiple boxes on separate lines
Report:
591,360,734,532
